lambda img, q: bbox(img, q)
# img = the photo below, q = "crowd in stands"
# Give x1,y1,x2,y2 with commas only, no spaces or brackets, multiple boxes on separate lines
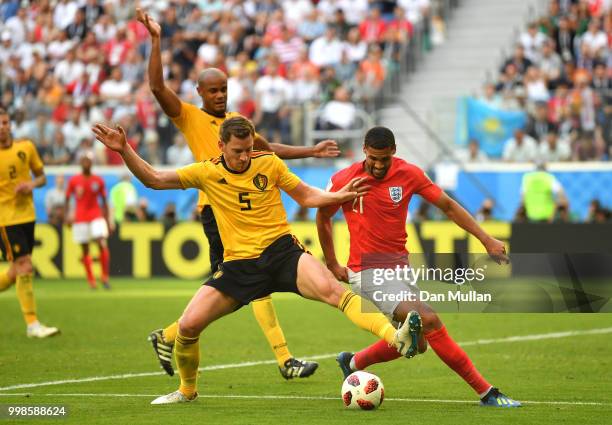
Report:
475,0,612,162
0,0,434,166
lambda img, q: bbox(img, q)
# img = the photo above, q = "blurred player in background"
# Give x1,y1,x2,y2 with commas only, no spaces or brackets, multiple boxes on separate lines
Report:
65,153,111,290
137,8,341,379
0,108,60,338
93,117,418,405
317,127,521,407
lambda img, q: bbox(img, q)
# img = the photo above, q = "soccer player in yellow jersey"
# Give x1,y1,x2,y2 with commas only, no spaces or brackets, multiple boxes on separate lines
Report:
0,108,59,338
93,116,418,405
137,8,339,379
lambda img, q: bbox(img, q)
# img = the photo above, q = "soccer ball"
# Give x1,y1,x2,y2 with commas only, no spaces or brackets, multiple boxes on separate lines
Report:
341,371,384,410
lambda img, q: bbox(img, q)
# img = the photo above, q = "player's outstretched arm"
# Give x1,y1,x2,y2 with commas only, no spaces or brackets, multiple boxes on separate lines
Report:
136,8,182,118
254,134,341,159
316,206,348,282
433,192,509,264
92,124,182,190
287,177,369,208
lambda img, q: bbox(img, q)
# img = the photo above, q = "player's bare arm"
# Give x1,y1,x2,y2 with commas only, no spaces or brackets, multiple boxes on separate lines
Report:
254,134,340,159
137,8,182,118
316,206,349,282
433,192,509,264
93,123,182,190
287,178,369,209
15,167,46,195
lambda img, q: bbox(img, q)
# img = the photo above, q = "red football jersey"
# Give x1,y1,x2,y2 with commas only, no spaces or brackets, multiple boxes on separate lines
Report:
66,174,106,223
328,157,442,271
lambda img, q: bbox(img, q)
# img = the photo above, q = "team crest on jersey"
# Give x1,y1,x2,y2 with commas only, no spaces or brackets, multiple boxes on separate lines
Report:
91,182,100,192
389,186,403,203
253,173,268,191
17,151,26,162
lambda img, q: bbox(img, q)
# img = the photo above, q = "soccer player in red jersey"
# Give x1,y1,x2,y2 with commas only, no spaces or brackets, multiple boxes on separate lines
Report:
317,126,521,407
65,154,111,289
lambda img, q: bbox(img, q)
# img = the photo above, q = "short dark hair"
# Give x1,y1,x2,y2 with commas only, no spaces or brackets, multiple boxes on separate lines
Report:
364,126,395,149
220,116,255,143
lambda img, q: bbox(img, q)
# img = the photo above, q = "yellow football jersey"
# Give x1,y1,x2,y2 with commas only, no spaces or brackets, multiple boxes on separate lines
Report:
177,152,301,261
171,101,261,207
0,140,43,226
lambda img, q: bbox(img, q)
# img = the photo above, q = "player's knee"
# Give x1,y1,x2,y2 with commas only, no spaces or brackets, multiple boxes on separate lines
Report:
14,257,33,275
178,316,202,338
420,310,442,332
320,279,344,307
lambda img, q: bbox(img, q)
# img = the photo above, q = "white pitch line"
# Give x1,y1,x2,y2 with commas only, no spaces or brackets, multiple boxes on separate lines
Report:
0,393,609,407
1,326,611,392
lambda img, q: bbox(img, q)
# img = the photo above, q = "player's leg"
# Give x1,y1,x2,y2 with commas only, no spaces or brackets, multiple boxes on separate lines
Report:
151,284,239,405
148,206,221,376
91,217,110,289
202,206,297,370
345,297,520,406
0,227,17,290
96,238,110,289
151,207,316,380
92,217,111,289
0,263,16,291
294,253,411,352
73,221,96,289
80,243,96,289
6,222,59,338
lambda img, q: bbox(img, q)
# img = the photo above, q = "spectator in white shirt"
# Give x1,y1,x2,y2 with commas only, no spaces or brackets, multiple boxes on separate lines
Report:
524,66,550,103
338,0,369,26
0,31,14,65
581,19,608,57
456,139,489,163
282,0,314,28
166,134,194,166
47,30,75,64
254,61,292,143
53,0,79,31
99,67,132,107
398,0,431,24
519,22,547,62
92,14,117,44
343,27,368,64
62,108,92,152
309,27,344,67
538,130,571,162
536,39,562,81
319,86,356,130
292,68,320,103
317,0,341,22
3,7,30,46
503,128,539,162
54,49,85,85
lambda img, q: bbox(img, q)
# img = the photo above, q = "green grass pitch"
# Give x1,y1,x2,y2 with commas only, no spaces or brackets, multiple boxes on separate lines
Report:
1,279,611,424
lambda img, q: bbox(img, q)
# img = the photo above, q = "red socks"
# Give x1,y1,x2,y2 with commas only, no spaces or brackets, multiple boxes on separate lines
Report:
83,248,111,288
425,326,491,395
354,339,401,370
82,255,96,288
100,247,110,283
352,326,491,396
